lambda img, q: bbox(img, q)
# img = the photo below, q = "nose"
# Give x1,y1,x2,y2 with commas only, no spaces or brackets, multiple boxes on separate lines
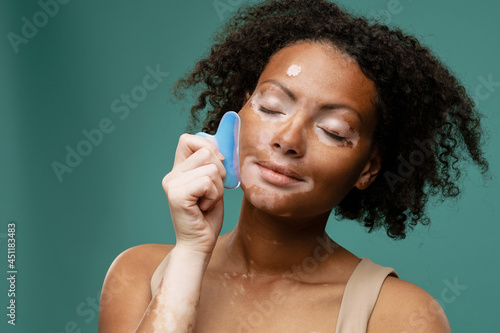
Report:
270,114,306,157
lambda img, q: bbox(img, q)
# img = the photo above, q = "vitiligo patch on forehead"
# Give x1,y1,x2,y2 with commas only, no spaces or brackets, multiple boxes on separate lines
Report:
287,64,302,77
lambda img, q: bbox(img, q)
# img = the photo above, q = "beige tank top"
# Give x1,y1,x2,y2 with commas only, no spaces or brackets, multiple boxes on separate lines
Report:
334,257,399,332
150,256,398,332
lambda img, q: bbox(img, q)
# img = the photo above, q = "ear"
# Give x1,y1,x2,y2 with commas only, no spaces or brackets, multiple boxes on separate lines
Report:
242,91,251,107
354,147,381,190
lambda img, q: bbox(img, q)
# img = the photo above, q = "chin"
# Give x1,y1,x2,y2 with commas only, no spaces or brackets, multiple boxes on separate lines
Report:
242,185,322,218
242,183,291,215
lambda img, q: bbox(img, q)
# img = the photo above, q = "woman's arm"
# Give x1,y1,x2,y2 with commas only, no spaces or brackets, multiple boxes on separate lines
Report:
99,245,211,332
135,245,210,332
99,134,226,332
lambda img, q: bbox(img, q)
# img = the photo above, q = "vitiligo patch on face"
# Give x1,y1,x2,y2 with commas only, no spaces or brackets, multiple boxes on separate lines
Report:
317,116,360,149
287,64,302,77
240,154,314,215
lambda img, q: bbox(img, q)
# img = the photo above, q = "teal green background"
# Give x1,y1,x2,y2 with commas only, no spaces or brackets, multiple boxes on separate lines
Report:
1,0,499,332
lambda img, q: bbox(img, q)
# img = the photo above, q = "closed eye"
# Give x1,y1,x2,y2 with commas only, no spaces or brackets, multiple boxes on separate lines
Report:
322,129,346,142
259,106,280,114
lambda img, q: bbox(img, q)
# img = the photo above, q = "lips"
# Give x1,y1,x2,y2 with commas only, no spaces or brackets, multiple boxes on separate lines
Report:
256,161,304,186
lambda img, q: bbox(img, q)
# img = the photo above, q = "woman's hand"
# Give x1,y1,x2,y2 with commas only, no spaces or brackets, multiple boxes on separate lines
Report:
162,133,227,254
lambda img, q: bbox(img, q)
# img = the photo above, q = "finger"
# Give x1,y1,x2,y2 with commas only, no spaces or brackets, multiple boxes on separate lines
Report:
175,147,226,181
180,173,222,212
186,164,225,208
165,164,225,207
174,134,225,167
198,181,221,212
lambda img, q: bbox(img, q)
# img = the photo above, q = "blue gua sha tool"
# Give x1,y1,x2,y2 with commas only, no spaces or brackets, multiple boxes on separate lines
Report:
196,111,241,189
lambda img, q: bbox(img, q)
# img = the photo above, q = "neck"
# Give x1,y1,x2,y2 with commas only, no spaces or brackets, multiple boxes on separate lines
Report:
221,196,339,279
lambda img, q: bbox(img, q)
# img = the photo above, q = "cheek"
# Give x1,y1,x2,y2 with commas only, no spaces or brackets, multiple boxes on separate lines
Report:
307,147,365,198
238,108,274,159
238,109,275,199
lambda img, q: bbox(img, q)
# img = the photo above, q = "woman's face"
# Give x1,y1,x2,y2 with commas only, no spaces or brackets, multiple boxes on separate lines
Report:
238,42,379,218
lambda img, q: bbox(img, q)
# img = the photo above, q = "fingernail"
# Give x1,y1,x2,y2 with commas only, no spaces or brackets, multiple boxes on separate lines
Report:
216,151,225,160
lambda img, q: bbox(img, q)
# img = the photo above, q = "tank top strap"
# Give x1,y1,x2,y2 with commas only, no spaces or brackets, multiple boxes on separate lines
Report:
335,257,399,333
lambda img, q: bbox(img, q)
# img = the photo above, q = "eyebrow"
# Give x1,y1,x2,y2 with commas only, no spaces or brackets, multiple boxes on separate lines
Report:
260,79,363,123
261,79,296,102
319,103,363,123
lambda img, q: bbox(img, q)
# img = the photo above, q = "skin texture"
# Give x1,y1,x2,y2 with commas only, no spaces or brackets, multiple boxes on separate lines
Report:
98,42,451,332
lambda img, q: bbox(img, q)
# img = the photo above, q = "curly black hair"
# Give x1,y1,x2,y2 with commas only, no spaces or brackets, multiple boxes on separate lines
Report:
173,0,489,239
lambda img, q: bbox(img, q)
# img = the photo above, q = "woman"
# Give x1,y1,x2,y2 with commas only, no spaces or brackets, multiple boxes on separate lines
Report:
99,0,488,332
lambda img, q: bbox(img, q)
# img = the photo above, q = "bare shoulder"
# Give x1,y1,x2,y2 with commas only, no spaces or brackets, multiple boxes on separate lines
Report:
103,243,175,287
98,244,174,332
368,276,452,333
112,243,175,276
102,243,175,296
